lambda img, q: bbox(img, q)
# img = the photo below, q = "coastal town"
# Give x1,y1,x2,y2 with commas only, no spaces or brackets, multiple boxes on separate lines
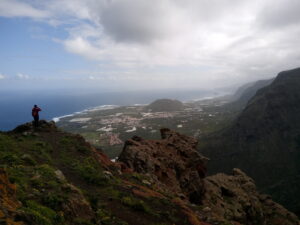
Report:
57,98,233,158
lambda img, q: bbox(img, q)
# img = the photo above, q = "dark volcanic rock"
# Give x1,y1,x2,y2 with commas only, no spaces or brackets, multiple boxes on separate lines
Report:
119,128,299,224
118,128,208,203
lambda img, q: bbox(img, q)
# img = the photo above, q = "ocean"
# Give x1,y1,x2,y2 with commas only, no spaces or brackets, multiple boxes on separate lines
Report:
0,89,219,131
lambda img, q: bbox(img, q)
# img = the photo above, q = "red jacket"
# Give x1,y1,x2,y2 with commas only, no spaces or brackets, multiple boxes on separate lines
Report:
32,107,41,117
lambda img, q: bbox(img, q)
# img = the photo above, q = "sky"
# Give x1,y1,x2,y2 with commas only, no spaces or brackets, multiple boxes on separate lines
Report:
1,0,300,92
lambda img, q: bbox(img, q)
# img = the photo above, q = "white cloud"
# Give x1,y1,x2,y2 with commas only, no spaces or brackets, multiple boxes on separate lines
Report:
1,0,300,89
0,0,49,18
0,74,5,79
17,73,30,79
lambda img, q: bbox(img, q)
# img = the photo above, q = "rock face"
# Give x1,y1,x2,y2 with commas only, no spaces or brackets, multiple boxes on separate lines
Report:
203,169,299,225
118,128,208,203
0,169,23,225
145,99,184,112
119,128,299,225
199,67,300,215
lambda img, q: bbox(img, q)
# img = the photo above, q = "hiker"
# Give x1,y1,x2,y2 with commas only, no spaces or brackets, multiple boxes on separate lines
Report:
32,105,42,127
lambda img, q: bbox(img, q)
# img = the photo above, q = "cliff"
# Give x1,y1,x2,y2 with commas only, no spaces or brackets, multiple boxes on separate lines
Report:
199,67,300,215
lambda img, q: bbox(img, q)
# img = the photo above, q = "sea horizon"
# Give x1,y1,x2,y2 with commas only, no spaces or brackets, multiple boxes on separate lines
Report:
0,89,226,131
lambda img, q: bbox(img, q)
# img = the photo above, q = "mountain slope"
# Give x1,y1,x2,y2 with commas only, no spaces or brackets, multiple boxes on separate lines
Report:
1,121,197,225
0,121,299,224
199,67,300,215
229,78,274,109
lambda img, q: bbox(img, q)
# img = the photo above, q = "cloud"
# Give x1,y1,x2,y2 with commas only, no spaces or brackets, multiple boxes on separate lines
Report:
258,0,300,29
0,0,49,18
0,74,5,79
1,0,300,89
17,73,30,79
99,0,184,43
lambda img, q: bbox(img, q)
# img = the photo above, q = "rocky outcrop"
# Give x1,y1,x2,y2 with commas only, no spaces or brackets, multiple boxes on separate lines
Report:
118,128,299,224
118,128,208,204
203,168,299,225
12,120,57,133
0,169,23,225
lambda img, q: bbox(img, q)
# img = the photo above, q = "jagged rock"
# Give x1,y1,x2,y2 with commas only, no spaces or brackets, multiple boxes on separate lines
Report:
0,169,23,225
202,168,300,225
118,128,208,204
54,170,66,182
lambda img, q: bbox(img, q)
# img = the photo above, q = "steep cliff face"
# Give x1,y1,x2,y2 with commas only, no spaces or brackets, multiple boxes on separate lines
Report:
199,67,300,215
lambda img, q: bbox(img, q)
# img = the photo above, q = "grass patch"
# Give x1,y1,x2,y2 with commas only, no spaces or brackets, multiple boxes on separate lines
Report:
73,157,108,186
121,196,151,213
96,208,129,225
21,200,63,225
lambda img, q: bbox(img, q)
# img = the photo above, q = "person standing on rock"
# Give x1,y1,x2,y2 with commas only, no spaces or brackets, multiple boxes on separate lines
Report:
32,105,42,127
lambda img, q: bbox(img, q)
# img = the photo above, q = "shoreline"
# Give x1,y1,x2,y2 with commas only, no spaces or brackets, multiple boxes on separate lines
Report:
52,95,222,123
52,105,119,123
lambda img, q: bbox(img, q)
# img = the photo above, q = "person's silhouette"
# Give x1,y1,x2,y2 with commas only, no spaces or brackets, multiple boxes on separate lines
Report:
32,105,42,127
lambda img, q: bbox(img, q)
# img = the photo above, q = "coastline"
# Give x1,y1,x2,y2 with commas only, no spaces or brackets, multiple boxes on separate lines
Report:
52,105,119,123
52,95,222,123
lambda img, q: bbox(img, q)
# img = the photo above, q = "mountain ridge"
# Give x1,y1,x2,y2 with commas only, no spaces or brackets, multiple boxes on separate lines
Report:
199,67,300,216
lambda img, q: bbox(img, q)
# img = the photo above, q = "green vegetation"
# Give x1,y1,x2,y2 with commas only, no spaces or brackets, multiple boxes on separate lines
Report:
121,196,151,213
21,200,63,225
73,157,108,185
0,124,197,225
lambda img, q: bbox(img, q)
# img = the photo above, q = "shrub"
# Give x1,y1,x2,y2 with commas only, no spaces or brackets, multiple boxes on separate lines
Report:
22,200,63,225
121,196,151,213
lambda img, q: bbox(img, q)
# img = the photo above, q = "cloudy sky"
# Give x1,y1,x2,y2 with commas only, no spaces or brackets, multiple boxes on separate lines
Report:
0,0,300,92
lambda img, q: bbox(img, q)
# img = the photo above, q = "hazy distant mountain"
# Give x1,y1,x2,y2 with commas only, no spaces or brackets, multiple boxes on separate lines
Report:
228,78,274,109
199,67,300,215
145,99,184,112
